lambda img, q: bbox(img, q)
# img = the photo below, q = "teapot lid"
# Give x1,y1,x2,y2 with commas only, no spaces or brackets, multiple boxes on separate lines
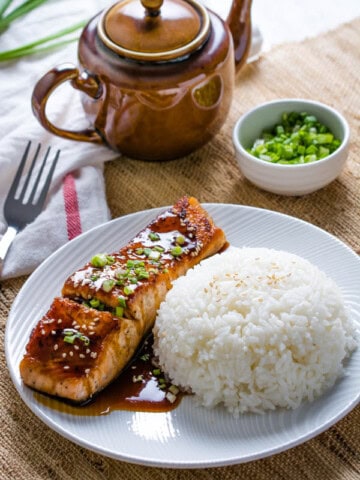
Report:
97,0,210,62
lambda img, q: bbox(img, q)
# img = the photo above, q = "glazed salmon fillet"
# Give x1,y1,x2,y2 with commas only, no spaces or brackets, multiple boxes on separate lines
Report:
20,297,143,402
62,196,226,325
20,196,226,403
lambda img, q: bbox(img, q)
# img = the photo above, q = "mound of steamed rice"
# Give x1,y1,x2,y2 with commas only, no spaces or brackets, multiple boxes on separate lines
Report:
153,247,358,415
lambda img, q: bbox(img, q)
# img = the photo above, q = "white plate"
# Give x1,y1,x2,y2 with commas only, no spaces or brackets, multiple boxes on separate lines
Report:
5,204,360,468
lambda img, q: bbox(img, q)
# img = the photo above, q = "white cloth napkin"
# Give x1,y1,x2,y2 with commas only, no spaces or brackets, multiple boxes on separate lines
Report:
0,0,117,279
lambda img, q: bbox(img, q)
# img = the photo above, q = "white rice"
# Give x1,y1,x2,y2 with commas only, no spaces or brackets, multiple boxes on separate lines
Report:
153,247,358,415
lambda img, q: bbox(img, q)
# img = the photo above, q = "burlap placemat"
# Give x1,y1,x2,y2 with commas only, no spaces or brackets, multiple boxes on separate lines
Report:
1,17,360,479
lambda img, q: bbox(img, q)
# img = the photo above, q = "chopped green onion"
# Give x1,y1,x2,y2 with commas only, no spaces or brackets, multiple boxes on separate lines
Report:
169,385,179,395
90,253,116,268
63,334,75,344
106,255,115,265
115,268,126,279
89,298,105,310
90,253,108,268
152,368,161,376
118,296,127,308
176,235,185,245
165,392,177,403
102,279,115,292
247,111,341,165
89,298,100,308
138,270,150,279
114,306,124,317
63,328,75,335
124,285,134,295
171,245,183,257
79,335,90,346
135,247,144,255
62,329,90,346
149,250,161,261
134,260,145,267
148,232,160,241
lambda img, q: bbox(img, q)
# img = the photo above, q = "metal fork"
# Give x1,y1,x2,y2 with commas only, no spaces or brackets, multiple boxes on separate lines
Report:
0,141,60,272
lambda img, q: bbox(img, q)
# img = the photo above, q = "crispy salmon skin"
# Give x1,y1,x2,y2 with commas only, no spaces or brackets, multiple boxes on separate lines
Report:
20,196,227,403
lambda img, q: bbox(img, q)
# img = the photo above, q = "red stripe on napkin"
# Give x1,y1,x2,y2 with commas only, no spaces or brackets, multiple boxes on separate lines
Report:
63,173,82,240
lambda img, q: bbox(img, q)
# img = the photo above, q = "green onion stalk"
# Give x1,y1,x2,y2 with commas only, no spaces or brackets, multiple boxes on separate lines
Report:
0,0,50,30
0,0,87,61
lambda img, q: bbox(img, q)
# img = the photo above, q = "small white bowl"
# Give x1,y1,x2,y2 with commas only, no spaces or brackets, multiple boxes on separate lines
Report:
232,99,350,195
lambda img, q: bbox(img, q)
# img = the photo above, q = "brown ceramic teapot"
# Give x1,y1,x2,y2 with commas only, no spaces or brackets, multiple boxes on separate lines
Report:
32,0,252,161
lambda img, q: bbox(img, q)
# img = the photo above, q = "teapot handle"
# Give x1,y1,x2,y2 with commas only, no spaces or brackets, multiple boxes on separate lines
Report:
31,63,104,144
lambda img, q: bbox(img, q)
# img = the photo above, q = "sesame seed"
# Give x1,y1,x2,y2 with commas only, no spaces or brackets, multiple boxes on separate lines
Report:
69,351,74,357
62,353,67,358
79,354,85,359
74,345,79,350
86,348,91,354
51,330,56,335
41,329,45,335
85,368,90,375
63,365,70,370
90,352,97,359
54,344,58,351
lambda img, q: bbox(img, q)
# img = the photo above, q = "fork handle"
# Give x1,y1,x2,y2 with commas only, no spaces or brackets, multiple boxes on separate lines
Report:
0,226,18,273
32,64,104,144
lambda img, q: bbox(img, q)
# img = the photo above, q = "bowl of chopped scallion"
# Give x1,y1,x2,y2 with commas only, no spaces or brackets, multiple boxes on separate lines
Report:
233,99,350,195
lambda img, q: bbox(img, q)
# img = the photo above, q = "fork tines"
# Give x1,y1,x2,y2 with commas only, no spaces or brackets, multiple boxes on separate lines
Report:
9,141,60,206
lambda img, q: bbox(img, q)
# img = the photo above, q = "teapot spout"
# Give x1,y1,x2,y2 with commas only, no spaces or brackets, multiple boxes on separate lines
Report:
226,0,252,72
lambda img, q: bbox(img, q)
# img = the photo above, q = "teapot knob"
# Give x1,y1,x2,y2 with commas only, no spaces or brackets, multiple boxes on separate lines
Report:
141,0,163,16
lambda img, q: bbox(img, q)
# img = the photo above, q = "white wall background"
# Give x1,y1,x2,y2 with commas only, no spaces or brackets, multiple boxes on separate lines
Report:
204,0,360,49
